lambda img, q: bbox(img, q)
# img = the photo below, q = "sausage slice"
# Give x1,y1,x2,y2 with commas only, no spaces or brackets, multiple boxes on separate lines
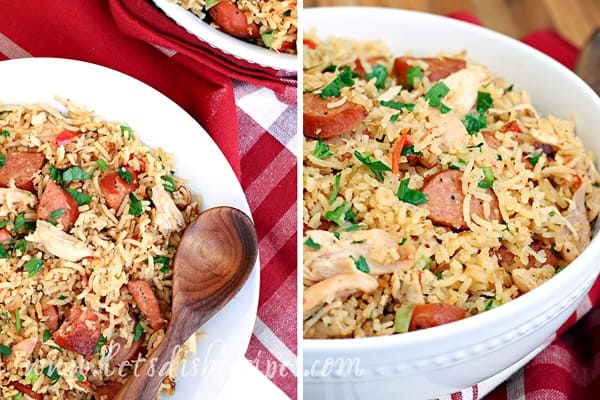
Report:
109,336,144,368
9,382,42,400
303,93,368,138
421,169,501,230
53,305,101,359
37,180,79,231
99,170,138,210
42,305,60,332
209,1,260,39
393,57,466,87
127,280,165,331
409,303,467,331
95,381,124,400
495,241,561,270
0,152,45,192
0,228,11,243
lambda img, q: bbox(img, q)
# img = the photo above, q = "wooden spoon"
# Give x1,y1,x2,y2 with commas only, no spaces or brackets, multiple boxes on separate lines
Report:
114,206,258,400
576,28,600,95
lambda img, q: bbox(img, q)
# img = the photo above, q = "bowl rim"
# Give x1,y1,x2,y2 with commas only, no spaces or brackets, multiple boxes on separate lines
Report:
303,6,600,353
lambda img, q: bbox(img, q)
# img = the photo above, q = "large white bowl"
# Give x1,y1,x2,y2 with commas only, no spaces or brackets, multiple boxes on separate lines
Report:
152,0,297,73
303,7,600,400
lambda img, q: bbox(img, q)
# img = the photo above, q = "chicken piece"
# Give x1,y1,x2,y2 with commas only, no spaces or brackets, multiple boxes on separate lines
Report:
303,272,378,318
560,185,591,262
6,337,37,363
27,220,93,262
127,280,165,331
441,64,490,117
151,184,185,236
427,112,469,151
0,187,37,208
304,229,415,281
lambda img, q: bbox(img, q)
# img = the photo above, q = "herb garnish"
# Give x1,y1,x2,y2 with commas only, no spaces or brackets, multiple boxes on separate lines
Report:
161,175,176,193
351,255,370,273
354,151,391,181
476,91,493,113
328,173,341,205
528,150,542,166
64,188,92,206
94,335,107,355
365,64,388,89
324,203,357,227
406,66,423,87
424,82,450,108
313,139,332,159
24,257,43,277
128,193,143,216
43,364,60,384
134,321,143,342
97,159,108,171
463,112,487,135
380,100,415,112
1,130,9,137
320,66,357,99
478,166,494,189
116,168,133,184
0,155,5,168
62,167,90,182
304,237,321,250
396,178,428,205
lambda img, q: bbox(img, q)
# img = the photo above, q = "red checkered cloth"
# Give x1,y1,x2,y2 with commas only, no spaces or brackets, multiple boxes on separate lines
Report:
0,1,297,399
443,13,600,400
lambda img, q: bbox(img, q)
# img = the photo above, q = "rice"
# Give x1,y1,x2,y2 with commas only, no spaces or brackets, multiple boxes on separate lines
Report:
0,98,201,398
170,0,297,53
302,35,600,339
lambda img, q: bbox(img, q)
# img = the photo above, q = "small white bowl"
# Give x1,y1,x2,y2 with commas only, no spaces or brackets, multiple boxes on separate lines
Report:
303,7,600,400
153,0,297,73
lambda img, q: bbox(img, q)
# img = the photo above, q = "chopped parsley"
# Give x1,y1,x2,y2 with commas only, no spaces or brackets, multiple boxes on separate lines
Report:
128,193,143,216
528,150,542,166
13,213,25,232
313,139,332,159
436,271,443,280
161,175,176,193
424,82,450,108
0,219,8,228
304,237,321,250
283,9,292,17
320,66,357,99
324,202,357,227
1,130,9,137
401,144,423,157
120,125,133,140
463,112,487,135
0,245,8,259
328,173,341,205
64,188,92,206
365,64,388,89
0,344,11,357
50,209,66,220
414,255,432,270
396,178,428,205
485,299,501,311
399,237,408,246
354,151,391,181
24,257,43,277
62,167,90,182
467,142,484,151
15,310,21,334
380,100,415,112
58,294,67,300
49,164,62,182
351,255,370,273
153,256,170,273
97,159,108,171
94,335,107,355
390,113,400,122
549,210,557,217
323,64,338,73
440,103,452,114
43,329,52,342
134,321,143,342
406,66,423,87
478,166,494,189
476,91,494,113
77,371,86,382
505,84,514,92
14,240,27,253
43,364,60,384
117,167,133,184
333,232,341,240
0,155,6,168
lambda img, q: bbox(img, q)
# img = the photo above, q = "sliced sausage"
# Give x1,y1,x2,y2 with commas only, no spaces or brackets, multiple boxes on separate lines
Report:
94,381,123,400
353,56,387,76
495,241,561,270
99,170,138,210
208,1,260,39
393,57,466,87
303,93,368,139
409,303,467,331
37,180,79,231
109,336,144,368
421,169,501,230
0,228,11,243
0,152,45,192
9,382,42,400
127,280,165,331
42,305,60,332
53,305,101,359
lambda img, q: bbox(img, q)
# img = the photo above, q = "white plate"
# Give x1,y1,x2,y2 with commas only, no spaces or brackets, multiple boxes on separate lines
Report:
0,57,260,400
152,0,297,73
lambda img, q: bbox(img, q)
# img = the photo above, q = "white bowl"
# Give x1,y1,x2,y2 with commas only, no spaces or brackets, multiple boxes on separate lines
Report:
152,0,297,73
303,7,600,400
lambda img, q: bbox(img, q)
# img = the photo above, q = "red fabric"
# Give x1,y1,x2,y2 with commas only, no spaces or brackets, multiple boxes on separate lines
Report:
448,11,600,400
0,1,297,399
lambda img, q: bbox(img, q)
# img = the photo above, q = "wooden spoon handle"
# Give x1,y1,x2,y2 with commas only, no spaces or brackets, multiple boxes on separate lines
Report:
113,330,179,400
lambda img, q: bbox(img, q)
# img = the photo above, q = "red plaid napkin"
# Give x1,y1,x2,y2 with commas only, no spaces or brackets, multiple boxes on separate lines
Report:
0,1,297,399
444,12,600,400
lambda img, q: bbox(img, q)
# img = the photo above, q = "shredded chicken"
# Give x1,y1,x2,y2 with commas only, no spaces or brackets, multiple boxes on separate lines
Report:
0,187,37,208
303,272,378,318
304,229,415,282
27,220,93,262
6,337,37,363
442,64,490,117
151,183,185,236
427,111,469,151
560,185,591,262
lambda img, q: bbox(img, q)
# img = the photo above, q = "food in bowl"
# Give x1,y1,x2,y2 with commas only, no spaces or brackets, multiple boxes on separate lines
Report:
0,98,200,398
302,35,600,339
169,0,297,53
